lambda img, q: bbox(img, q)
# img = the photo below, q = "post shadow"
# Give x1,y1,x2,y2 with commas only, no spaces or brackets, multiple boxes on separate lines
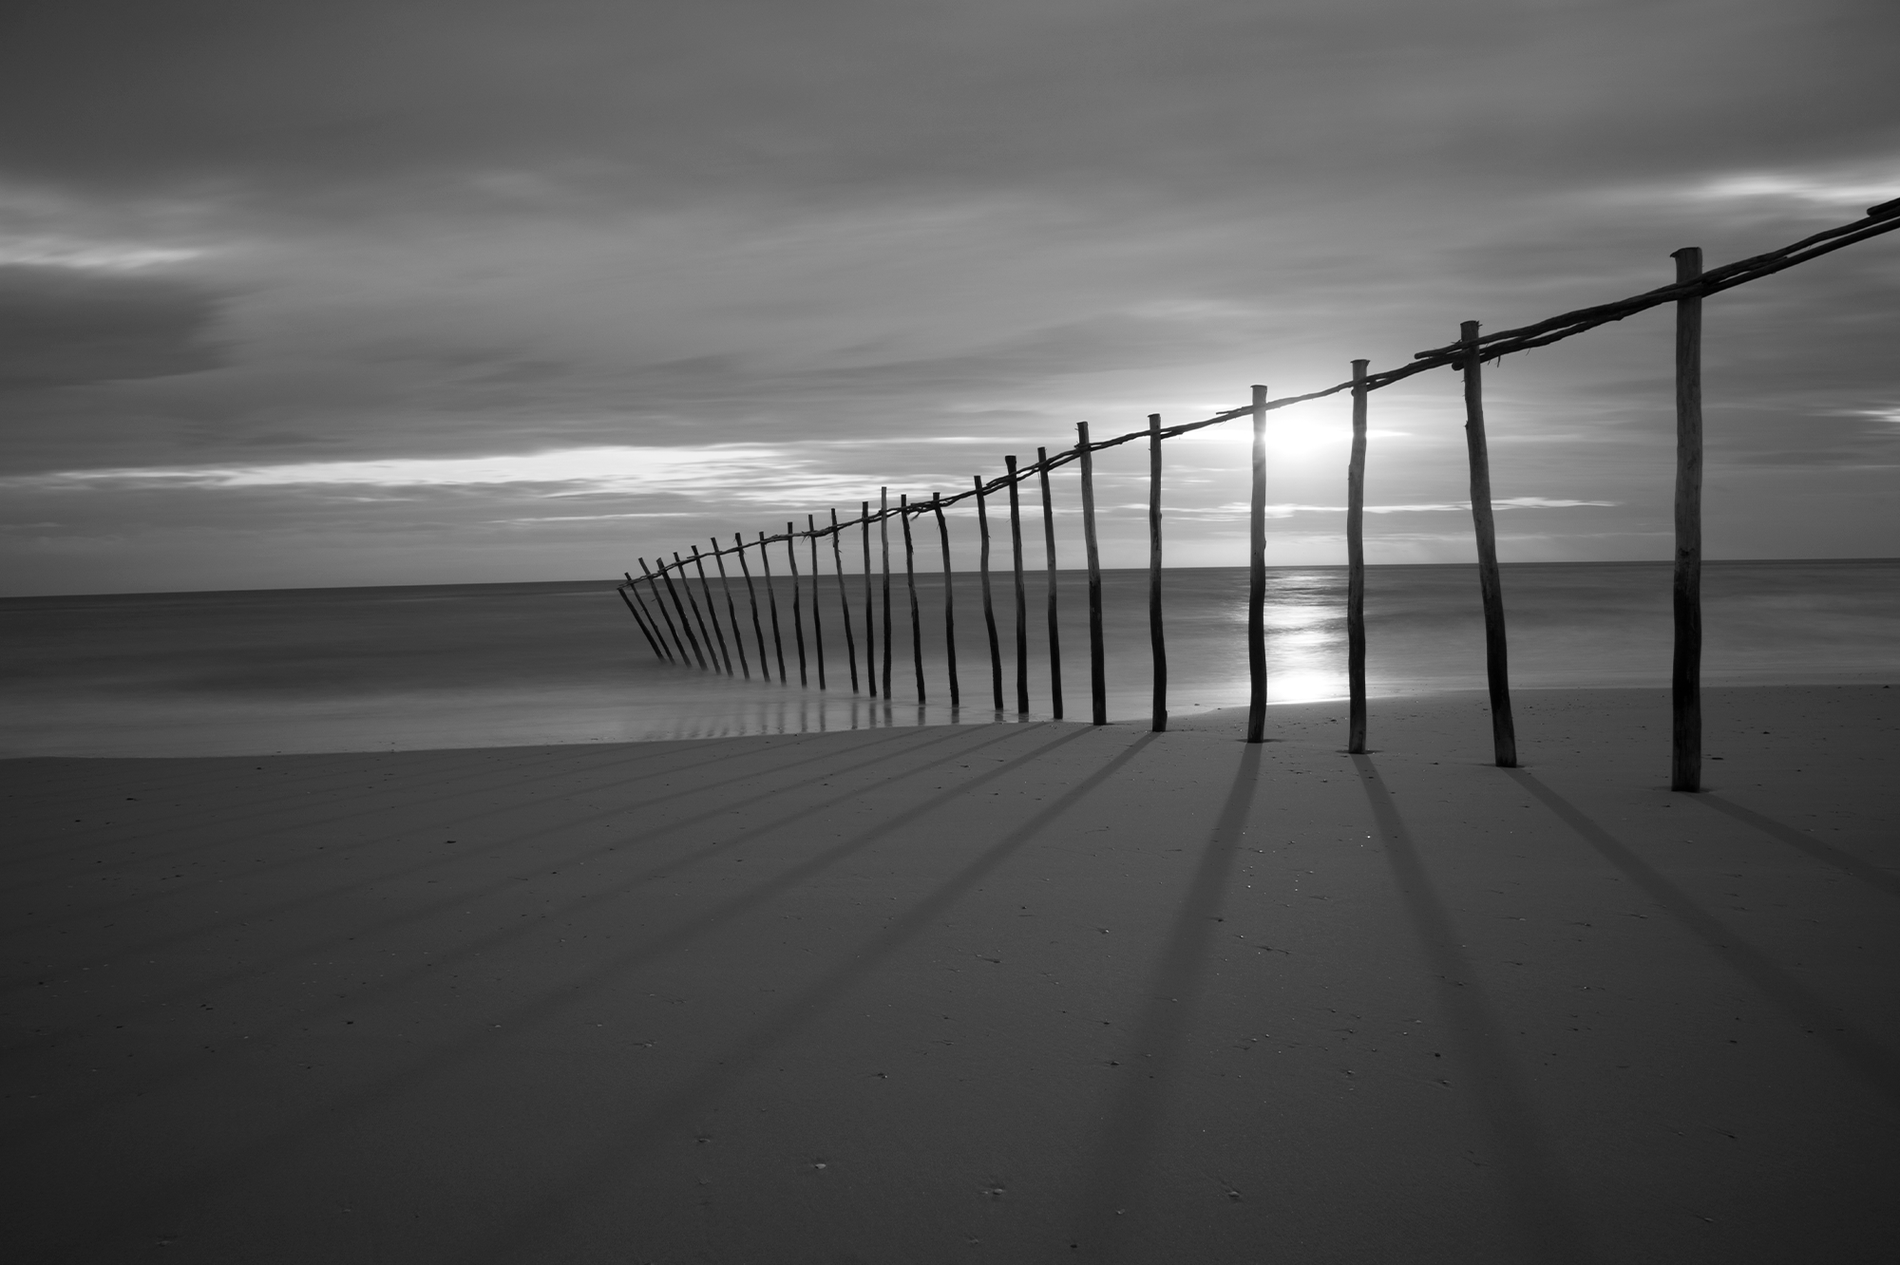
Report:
1693,795,1900,901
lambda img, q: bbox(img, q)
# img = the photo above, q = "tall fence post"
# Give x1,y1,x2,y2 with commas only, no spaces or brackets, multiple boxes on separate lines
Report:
1147,414,1166,733
1037,446,1064,721
1347,360,1370,754
709,540,751,679
689,546,734,675
879,488,894,701
860,501,876,700
733,533,772,682
1005,455,1030,716
933,492,960,709
829,509,858,693
975,475,1004,711
1459,321,1518,768
1671,247,1704,793
643,560,690,665
673,551,718,673
617,583,668,662
656,557,707,670
901,494,925,704
807,515,827,690
1076,422,1107,726
758,531,788,684
783,523,808,687
1246,386,1269,743
624,570,675,663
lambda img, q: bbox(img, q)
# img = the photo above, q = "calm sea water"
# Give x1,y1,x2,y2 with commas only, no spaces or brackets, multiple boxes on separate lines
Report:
4,561,1896,756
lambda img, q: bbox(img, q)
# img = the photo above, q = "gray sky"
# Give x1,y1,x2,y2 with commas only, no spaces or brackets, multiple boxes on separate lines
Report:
2,0,1896,593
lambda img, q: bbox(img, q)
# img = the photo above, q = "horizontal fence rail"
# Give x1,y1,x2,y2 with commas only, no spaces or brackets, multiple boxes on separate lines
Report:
619,198,1900,789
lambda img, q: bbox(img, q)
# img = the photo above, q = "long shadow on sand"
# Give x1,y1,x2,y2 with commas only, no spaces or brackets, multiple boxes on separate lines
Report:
1066,742,1261,1260
1357,756,1593,1265
1510,770,1900,1112
1693,794,1900,901
458,729,1157,1264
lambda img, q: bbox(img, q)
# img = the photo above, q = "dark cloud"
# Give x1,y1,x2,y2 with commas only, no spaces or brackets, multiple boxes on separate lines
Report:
0,265,225,387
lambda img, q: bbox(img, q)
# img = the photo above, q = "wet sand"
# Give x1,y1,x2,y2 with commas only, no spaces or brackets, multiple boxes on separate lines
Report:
4,685,1896,1263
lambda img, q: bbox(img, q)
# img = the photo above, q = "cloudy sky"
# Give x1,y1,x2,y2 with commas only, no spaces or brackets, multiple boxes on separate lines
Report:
2,0,1896,594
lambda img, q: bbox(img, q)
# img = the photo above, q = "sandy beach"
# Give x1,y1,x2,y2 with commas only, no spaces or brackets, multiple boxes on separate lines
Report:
4,684,1896,1263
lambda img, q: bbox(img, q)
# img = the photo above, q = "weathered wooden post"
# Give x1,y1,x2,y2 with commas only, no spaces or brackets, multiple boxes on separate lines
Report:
1076,422,1107,726
860,502,877,699
933,492,960,708
901,494,925,703
1005,455,1030,716
1459,322,1519,768
617,584,668,662
830,508,859,693
1036,446,1064,721
975,475,1004,711
1346,360,1370,754
1147,414,1166,733
783,522,809,687
733,533,773,682
655,557,708,670
879,488,894,701
645,561,691,665
758,530,789,684
709,540,751,679
807,514,827,690
624,570,675,663
1246,386,1268,744
1671,247,1704,793
688,546,734,675
673,552,719,673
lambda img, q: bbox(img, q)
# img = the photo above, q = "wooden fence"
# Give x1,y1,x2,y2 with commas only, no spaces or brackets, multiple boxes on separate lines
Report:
620,198,1900,792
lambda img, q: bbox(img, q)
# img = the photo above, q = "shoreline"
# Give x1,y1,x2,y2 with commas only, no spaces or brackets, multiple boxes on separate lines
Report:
5,684,1896,1261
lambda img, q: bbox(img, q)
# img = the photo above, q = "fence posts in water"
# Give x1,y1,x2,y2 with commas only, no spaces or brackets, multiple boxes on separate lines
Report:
1671,247,1704,793
673,552,719,673
901,495,924,703
1037,446,1064,721
625,571,676,663
933,492,960,708
783,523,808,687
1347,361,1370,754
1076,422,1107,726
879,488,894,700
807,514,827,690
860,502,876,699
652,556,707,669
732,533,773,681
688,546,734,675
830,509,858,693
975,475,1004,711
1459,322,1519,768
617,582,668,662
638,562,685,663
1005,456,1030,716
758,530,789,684
1245,387,1269,744
1147,414,1166,733
709,540,751,679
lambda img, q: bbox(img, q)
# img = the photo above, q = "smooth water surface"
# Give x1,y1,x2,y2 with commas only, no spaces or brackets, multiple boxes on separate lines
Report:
4,560,1895,756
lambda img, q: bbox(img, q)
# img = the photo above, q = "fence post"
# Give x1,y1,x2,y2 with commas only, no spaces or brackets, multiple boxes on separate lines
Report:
901,494,925,704
933,492,960,708
1076,422,1107,726
758,531,788,684
624,570,675,663
617,584,668,662
829,510,858,693
644,560,690,665
860,502,876,699
783,523,808,687
807,515,827,690
673,551,719,673
879,488,894,701
1671,247,1704,793
733,533,773,682
1005,456,1030,716
689,546,734,675
1037,446,1064,721
1147,414,1166,733
657,557,708,670
975,475,1004,711
1459,321,1518,768
709,540,751,679
1347,360,1370,754
1246,386,1269,743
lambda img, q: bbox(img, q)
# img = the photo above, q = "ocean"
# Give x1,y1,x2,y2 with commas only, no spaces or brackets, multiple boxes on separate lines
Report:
4,560,1896,757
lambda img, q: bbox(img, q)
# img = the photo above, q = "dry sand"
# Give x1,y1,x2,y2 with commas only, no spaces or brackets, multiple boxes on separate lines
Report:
3,685,1896,1264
